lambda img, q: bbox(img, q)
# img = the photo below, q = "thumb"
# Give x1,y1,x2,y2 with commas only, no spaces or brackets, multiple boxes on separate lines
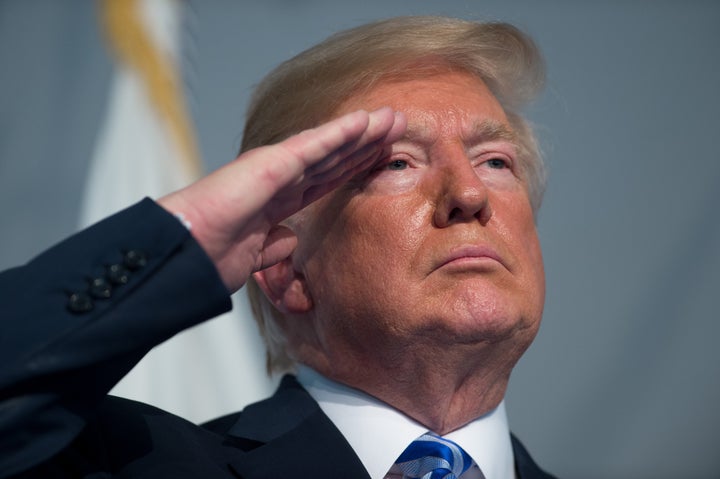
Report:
257,225,298,271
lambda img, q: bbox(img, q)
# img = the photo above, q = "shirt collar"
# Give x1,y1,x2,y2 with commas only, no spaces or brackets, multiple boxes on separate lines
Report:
296,365,516,479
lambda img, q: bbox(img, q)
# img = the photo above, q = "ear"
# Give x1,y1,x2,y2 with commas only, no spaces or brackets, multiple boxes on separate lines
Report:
252,257,313,314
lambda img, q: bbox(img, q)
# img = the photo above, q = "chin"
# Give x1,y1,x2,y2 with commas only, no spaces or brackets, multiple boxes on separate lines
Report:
443,290,537,343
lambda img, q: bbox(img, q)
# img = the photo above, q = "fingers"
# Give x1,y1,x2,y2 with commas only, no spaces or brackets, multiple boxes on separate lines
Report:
257,225,298,271
284,109,372,164
285,107,397,168
385,110,408,144
299,139,387,205
298,109,406,202
247,107,405,217
290,107,406,187
275,107,402,189
305,108,406,177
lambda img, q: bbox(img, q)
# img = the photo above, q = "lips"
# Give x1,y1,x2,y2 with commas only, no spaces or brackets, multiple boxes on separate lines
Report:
436,245,505,271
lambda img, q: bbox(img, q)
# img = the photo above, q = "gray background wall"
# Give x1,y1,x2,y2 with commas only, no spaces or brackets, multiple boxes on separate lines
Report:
1,1,719,477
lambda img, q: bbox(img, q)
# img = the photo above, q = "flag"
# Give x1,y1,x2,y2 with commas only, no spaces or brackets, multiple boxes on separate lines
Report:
80,0,276,423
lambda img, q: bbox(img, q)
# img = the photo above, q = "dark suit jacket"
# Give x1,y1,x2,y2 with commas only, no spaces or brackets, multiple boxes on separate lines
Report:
0,199,555,478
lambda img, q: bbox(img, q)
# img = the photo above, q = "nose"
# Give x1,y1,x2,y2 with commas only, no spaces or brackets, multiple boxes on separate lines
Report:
432,160,492,228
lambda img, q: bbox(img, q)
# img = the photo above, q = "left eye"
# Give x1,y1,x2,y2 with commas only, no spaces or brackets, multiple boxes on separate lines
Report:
486,158,508,169
386,159,409,171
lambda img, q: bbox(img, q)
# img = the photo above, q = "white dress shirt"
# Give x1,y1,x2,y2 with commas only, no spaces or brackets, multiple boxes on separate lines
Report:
296,365,517,479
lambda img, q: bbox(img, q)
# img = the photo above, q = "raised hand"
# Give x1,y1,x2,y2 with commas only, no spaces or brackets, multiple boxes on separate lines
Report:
158,107,406,292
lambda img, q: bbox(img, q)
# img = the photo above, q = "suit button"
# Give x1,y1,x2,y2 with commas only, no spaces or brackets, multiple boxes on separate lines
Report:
107,264,130,285
123,250,147,270
89,277,112,299
67,292,94,313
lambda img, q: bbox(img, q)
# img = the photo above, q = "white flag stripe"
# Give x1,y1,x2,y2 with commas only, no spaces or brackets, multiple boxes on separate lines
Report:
81,0,275,423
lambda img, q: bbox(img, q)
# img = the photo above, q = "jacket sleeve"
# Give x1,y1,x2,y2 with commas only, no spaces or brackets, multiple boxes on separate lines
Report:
0,198,233,477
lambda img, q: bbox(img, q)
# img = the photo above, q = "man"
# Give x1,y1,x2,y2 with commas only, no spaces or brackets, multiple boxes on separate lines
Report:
0,16,554,478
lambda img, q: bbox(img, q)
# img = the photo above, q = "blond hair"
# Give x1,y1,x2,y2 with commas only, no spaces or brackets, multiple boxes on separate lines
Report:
243,16,547,374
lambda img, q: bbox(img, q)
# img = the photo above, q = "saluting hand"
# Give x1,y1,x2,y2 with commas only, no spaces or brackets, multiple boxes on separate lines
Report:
158,107,406,292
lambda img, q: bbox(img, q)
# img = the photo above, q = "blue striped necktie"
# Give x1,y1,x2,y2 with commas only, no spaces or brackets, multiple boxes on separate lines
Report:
394,432,482,479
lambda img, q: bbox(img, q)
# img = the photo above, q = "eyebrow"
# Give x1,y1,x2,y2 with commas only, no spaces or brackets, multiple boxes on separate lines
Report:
466,119,519,145
403,118,519,147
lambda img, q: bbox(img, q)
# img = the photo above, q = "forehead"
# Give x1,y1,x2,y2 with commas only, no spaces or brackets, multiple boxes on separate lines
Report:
337,71,511,137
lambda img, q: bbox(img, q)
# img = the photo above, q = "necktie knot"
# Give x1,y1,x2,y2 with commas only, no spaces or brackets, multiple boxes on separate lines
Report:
394,432,476,479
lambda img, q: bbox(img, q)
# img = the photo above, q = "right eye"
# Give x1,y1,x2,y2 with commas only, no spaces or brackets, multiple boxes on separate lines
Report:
386,159,409,171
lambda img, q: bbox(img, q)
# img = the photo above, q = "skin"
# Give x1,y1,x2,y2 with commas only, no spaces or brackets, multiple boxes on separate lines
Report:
159,107,407,292
256,71,545,434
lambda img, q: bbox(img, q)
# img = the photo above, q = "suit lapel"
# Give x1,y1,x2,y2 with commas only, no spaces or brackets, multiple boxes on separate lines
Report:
511,434,557,479
223,375,371,479
216,376,555,479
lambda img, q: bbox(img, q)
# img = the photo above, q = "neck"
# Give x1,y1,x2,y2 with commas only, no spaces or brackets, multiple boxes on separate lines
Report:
301,337,524,435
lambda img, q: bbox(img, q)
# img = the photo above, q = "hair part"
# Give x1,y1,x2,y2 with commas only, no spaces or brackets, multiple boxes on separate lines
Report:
243,15,547,374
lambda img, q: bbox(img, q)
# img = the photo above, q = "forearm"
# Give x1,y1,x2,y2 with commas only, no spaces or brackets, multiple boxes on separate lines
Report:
0,198,231,477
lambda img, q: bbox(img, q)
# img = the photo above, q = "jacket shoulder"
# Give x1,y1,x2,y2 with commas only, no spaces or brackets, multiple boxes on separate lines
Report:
511,434,558,479
13,396,234,478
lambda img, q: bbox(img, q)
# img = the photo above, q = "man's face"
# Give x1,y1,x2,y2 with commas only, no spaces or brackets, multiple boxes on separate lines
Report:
291,71,545,375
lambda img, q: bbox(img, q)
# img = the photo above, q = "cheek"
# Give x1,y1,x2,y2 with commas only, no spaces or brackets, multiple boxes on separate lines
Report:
378,203,428,256
301,194,430,288
362,168,422,195
343,198,428,270
496,194,544,278
515,212,545,309
524,232,545,300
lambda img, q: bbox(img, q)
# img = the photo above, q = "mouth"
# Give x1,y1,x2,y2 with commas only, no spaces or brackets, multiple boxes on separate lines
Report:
436,245,505,272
